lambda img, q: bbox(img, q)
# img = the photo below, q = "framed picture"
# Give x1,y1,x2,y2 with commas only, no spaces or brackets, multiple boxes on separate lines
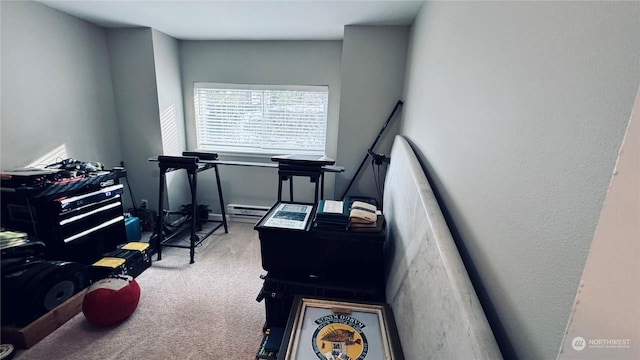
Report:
279,297,404,360
257,202,315,231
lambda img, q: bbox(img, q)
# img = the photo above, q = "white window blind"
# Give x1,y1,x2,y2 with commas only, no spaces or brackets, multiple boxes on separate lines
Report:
194,83,328,155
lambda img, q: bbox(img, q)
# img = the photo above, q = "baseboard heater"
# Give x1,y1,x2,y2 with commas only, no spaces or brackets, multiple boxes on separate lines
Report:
226,204,270,223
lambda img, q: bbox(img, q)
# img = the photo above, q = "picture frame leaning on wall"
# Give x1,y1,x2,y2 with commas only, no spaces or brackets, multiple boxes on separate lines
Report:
278,297,404,360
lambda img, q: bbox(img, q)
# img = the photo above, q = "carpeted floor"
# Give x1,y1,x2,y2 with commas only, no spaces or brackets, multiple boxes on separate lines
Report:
13,221,267,360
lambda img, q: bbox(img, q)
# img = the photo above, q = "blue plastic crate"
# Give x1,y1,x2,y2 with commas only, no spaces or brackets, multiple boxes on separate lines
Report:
125,217,141,241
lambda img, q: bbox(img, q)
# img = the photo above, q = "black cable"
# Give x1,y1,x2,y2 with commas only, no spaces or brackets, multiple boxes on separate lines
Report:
371,160,384,207
377,163,384,207
120,161,138,212
341,100,403,199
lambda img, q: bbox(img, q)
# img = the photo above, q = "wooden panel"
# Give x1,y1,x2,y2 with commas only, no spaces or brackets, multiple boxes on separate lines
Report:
1,289,86,349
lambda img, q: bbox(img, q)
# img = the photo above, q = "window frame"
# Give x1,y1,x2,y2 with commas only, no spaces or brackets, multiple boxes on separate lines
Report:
193,82,329,157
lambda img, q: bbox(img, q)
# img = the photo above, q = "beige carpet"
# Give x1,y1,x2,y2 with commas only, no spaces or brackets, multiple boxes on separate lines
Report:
14,221,266,360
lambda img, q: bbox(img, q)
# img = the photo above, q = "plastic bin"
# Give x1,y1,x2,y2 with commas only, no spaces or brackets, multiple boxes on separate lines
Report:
125,217,141,241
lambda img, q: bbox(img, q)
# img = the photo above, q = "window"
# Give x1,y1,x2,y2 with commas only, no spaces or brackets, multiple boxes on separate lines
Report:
194,83,328,155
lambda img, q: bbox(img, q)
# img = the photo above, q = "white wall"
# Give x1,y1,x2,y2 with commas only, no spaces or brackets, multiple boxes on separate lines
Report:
0,1,121,170
179,41,343,208
337,25,409,202
401,2,640,359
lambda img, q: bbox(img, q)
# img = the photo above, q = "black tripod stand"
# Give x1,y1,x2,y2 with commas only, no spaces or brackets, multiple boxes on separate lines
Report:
340,100,403,200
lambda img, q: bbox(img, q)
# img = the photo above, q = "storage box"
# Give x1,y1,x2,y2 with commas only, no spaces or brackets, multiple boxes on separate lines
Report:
257,273,384,328
125,216,141,241
1,289,86,349
311,225,386,280
256,202,386,280
254,202,315,275
89,242,151,281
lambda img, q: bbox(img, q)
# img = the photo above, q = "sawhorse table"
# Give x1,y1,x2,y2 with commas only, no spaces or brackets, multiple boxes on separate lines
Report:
271,154,338,203
148,154,344,263
152,151,227,264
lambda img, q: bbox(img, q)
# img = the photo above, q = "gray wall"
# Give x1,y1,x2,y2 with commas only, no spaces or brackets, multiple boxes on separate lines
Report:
337,25,409,202
107,28,191,214
0,1,121,170
179,41,343,209
107,28,164,212
152,29,190,212
0,2,405,212
400,2,640,359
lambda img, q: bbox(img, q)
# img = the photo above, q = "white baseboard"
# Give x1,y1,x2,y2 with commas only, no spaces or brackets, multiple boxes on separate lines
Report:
207,213,259,224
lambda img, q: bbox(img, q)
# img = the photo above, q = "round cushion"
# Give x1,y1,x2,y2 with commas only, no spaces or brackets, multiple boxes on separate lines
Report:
82,275,140,326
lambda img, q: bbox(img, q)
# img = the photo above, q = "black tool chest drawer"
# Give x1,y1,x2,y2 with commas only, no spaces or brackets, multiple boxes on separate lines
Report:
52,184,125,263
1,173,127,264
56,185,125,243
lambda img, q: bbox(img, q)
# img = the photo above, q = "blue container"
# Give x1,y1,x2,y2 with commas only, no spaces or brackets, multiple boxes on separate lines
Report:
125,217,142,241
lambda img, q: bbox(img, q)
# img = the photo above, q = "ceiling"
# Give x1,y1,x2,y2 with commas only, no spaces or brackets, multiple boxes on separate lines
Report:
38,1,424,41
